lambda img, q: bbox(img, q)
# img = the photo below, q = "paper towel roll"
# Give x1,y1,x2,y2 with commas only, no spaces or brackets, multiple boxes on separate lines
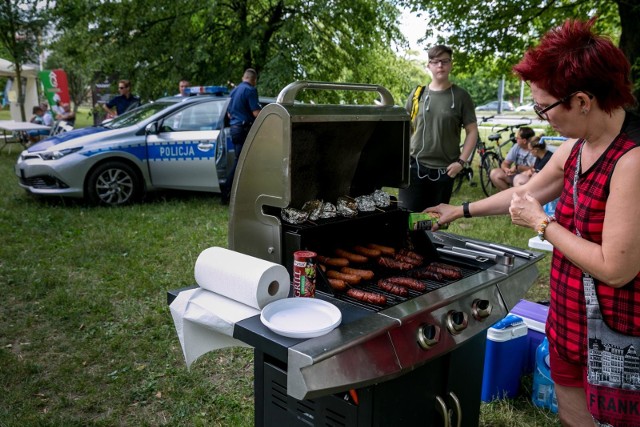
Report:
194,247,290,309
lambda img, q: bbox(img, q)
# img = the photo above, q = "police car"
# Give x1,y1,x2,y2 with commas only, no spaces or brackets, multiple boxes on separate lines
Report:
15,86,268,206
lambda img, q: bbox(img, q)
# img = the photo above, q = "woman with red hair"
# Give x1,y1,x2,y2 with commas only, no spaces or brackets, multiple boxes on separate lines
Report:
424,18,640,426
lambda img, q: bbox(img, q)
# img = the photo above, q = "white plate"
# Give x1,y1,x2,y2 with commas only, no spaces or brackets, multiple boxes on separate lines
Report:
260,298,342,339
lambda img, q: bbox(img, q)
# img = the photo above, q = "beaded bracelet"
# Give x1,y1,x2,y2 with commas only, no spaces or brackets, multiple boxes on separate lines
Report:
537,216,556,241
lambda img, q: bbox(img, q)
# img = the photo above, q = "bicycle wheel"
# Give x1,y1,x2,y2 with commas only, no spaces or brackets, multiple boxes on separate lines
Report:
479,152,502,197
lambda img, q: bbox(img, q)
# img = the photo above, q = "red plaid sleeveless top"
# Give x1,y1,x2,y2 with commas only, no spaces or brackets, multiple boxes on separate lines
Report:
547,113,640,365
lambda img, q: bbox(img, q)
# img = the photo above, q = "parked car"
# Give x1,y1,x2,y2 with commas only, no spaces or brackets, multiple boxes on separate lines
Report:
15,87,272,206
515,102,535,112
475,101,515,111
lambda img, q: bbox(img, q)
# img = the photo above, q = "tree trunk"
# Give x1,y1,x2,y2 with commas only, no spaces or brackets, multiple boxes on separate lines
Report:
617,0,640,109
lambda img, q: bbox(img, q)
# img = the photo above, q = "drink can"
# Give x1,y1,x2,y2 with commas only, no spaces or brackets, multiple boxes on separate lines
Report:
292,250,317,297
408,212,448,231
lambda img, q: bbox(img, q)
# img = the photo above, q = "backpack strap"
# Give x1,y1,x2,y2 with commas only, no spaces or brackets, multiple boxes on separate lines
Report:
410,85,425,122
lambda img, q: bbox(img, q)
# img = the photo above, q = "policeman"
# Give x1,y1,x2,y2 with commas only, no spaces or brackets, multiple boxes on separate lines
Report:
221,68,262,205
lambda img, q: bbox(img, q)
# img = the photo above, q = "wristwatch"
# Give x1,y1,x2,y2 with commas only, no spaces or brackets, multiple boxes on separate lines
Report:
457,158,468,168
462,201,472,218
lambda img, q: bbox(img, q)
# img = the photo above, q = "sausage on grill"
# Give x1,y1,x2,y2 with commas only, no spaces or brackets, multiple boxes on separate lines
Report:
378,256,414,271
335,248,368,263
326,270,361,285
352,245,382,258
398,248,424,263
346,288,387,306
393,253,423,267
327,278,348,291
411,269,444,282
367,243,395,256
377,279,409,296
426,263,463,280
341,267,375,281
384,276,427,292
317,255,349,267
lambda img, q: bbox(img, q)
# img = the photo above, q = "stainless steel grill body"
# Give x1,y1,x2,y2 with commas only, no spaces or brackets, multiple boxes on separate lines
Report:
227,82,544,411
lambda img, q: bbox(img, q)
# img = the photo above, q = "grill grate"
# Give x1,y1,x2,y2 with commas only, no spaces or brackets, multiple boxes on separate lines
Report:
318,260,480,312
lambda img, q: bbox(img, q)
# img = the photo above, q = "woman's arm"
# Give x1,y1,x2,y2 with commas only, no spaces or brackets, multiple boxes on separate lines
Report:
426,138,573,227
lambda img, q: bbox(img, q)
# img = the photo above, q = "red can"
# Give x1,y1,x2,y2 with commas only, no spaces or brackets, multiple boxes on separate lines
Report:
292,250,317,297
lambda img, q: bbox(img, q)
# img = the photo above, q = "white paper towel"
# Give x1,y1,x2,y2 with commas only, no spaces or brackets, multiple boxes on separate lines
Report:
170,247,290,367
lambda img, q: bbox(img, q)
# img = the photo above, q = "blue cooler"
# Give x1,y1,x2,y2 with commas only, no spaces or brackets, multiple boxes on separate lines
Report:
481,314,528,402
510,300,549,374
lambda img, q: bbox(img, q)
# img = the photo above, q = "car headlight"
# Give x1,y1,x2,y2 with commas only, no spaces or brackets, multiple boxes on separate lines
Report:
39,147,83,160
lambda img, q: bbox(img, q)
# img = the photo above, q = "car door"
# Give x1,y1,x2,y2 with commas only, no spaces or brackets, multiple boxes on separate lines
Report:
145,100,226,192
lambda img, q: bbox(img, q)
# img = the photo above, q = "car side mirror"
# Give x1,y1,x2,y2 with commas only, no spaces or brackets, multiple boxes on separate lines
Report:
145,122,158,135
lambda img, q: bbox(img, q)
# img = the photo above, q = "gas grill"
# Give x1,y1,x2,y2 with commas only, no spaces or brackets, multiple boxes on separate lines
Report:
224,81,544,426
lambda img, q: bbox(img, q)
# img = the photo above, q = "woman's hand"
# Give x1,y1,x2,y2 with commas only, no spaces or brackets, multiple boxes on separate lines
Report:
508,192,546,230
424,203,462,231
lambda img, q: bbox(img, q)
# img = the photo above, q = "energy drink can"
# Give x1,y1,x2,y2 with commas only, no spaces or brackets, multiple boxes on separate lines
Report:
408,212,448,231
292,251,317,297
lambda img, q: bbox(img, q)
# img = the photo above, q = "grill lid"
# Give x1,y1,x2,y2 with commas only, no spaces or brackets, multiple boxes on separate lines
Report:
228,81,410,264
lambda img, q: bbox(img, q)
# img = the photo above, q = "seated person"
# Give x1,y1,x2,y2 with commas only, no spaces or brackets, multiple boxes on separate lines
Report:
513,136,554,186
27,106,49,143
40,102,54,127
55,103,76,127
488,126,536,191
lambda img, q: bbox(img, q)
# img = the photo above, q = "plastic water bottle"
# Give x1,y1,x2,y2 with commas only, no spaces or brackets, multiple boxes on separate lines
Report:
543,199,558,217
531,337,558,413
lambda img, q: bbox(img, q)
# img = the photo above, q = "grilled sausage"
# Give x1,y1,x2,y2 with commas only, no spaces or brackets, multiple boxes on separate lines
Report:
367,243,396,256
346,288,387,305
352,245,382,258
426,264,463,280
327,278,348,291
393,253,422,267
411,269,444,282
326,270,361,285
335,248,368,264
398,248,424,263
377,256,414,271
377,279,409,296
340,267,375,281
384,276,427,292
317,255,350,267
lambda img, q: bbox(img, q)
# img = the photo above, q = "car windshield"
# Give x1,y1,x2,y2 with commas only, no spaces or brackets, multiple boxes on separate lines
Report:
104,102,176,129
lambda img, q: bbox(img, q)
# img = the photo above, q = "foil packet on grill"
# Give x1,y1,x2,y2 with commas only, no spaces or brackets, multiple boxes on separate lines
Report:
302,200,323,221
355,195,376,212
281,207,310,224
372,189,391,208
318,202,337,219
336,196,358,218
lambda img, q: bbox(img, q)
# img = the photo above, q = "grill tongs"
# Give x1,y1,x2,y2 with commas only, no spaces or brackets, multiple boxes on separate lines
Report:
429,232,516,266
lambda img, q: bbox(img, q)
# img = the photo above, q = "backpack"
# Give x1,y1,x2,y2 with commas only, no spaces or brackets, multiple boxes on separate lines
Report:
410,85,425,133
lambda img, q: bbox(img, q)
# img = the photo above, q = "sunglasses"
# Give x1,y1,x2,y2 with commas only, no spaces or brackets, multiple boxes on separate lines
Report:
533,91,593,120
118,86,127,90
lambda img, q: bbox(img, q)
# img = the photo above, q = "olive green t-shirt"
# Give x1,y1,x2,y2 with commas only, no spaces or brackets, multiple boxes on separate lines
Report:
406,85,477,169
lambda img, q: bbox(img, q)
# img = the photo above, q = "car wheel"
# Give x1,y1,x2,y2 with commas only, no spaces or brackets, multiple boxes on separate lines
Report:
86,161,142,206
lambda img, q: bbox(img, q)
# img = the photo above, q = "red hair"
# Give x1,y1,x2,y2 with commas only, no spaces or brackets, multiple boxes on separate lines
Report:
513,18,635,113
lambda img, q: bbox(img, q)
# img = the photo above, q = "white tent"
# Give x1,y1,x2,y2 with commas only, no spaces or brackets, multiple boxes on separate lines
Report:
0,58,39,121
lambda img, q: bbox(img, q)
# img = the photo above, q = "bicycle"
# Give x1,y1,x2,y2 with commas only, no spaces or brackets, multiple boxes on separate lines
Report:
452,115,494,194
477,119,532,197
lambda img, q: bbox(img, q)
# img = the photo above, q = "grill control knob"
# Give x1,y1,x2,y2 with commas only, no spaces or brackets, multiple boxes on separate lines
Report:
446,310,469,335
417,324,441,350
472,299,493,320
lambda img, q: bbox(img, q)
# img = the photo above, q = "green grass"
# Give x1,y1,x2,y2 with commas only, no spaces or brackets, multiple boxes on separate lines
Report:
0,116,559,425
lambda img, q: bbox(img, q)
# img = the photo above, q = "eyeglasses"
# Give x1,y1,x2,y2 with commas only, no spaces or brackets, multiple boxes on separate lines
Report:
533,91,587,120
118,86,127,90
428,58,452,66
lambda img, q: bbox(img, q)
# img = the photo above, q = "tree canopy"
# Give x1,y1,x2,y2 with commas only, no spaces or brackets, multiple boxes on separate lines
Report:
401,0,639,102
